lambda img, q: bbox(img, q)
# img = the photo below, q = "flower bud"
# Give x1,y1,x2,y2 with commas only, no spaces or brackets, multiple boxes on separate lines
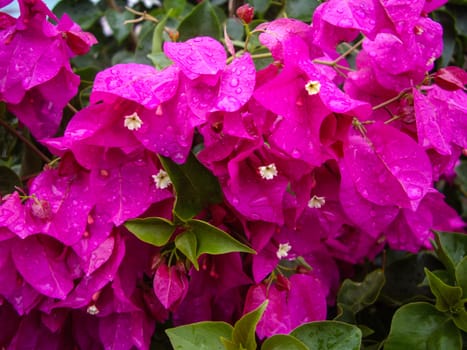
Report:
236,4,254,24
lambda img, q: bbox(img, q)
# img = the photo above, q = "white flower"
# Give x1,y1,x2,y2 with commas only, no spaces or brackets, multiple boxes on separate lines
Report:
152,169,171,189
308,195,326,208
305,80,321,95
258,163,278,180
127,0,161,7
87,305,99,315
124,112,143,131
276,242,292,259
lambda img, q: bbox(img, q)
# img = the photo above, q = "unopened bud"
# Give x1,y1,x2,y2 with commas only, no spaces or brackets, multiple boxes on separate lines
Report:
236,4,254,24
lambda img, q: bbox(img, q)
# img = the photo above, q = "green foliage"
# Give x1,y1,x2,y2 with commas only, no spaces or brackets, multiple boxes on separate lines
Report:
165,321,234,350
177,1,221,41
124,217,176,246
384,303,462,350
260,335,308,350
159,152,223,221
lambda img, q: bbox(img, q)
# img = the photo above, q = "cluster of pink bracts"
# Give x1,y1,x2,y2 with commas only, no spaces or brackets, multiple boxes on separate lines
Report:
0,0,466,348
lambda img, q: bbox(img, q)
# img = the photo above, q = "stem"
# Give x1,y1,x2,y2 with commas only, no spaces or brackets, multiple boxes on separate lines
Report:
332,38,364,65
124,6,159,24
67,103,78,114
372,89,410,110
0,118,51,164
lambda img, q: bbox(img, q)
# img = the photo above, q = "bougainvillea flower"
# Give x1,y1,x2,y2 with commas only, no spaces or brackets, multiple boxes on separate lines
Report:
244,274,327,338
257,18,311,60
385,191,464,252
344,122,433,211
0,0,96,139
414,86,467,158
172,253,251,325
153,263,189,312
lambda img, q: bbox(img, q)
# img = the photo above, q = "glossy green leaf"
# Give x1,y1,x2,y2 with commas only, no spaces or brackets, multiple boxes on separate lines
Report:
165,321,233,350
433,231,467,278
425,268,463,313
105,9,133,44
188,219,255,257
148,11,172,69
53,0,102,30
247,0,271,14
220,337,239,350
124,217,175,247
384,302,461,350
175,230,199,269
285,0,319,21
455,257,467,298
382,252,438,304
163,0,187,17
452,308,467,332
0,166,21,196
261,334,308,350
232,301,268,350
335,269,385,322
291,321,362,350
159,153,223,221
178,0,221,41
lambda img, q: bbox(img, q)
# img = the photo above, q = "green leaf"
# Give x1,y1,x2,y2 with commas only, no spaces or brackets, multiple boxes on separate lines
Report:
425,268,463,313
261,334,308,350
188,219,255,257
163,0,187,17
148,11,172,69
0,166,21,196
335,269,385,322
433,231,467,278
455,257,467,298
232,300,268,350
159,153,223,221
53,0,102,30
178,0,221,41
247,0,272,14
382,252,437,304
285,0,320,21
291,321,362,350
384,302,462,350
175,230,198,270
165,321,233,350
452,308,467,332
124,217,175,247
105,9,133,44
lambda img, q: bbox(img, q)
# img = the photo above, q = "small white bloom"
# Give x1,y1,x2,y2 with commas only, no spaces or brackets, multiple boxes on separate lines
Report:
305,80,321,95
308,195,326,208
100,16,113,37
87,305,99,315
124,112,143,131
276,242,292,259
258,163,278,180
152,169,171,189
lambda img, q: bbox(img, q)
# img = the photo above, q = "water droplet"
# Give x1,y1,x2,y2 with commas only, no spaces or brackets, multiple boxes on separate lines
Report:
230,78,239,87
407,186,423,200
231,197,239,205
291,149,301,158
337,19,353,27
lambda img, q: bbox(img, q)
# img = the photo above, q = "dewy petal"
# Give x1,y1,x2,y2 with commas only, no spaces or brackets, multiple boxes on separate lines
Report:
11,235,74,300
92,64,179,110
344,123,433,211
164,36,227,79
215,53,256,112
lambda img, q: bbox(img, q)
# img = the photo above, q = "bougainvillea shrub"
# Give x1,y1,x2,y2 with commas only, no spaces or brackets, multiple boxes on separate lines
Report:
0,0,465,348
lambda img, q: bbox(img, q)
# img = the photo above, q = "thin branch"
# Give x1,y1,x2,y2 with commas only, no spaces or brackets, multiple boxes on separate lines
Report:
0,118,51,163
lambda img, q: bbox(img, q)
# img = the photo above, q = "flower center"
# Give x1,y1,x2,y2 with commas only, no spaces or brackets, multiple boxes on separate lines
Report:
305,80,321,95
258,163,278,180
276,242,292,259
308,195,326,208
152,169,172,189
124,112,143,131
